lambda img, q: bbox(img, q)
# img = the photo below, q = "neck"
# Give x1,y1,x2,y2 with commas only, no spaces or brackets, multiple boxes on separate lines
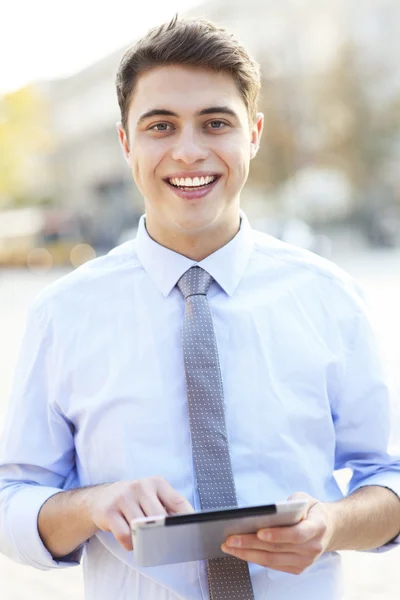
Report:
145,212,241,261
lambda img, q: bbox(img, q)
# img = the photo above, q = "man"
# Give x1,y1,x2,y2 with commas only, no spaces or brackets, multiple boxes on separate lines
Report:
0,16,399,600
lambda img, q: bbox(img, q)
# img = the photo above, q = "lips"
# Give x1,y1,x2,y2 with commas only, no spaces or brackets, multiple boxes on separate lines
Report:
164,174,221,200
164,173,220,189
168,175,218,189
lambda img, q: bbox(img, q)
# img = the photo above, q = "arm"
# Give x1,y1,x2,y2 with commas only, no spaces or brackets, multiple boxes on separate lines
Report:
0,302,79,569
38,478,193,559
37,487,98,559
325,485,400,551
330,282,400,548
0,302,193,567
221,487,400,574
223,280,400,572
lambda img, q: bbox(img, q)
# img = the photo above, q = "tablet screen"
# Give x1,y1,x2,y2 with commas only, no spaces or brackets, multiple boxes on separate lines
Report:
165,503,277,526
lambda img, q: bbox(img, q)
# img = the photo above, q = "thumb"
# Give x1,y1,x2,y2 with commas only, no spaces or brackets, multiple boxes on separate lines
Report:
287,491,313,503
287,491,317,518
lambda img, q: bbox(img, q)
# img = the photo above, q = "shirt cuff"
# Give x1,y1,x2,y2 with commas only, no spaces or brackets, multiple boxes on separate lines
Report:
6,485,83,570
349,479,400,553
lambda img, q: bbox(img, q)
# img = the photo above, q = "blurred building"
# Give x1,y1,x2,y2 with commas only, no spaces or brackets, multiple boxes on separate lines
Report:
48,50,142,249
189,0,400,76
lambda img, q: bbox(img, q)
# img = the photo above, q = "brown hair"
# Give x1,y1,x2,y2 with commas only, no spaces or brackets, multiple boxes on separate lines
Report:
115,15,261,136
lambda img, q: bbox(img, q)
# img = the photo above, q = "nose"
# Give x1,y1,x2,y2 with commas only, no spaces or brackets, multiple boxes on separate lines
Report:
171,126,208,164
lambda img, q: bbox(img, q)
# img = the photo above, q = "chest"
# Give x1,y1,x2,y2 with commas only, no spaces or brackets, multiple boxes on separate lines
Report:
59,293,342,490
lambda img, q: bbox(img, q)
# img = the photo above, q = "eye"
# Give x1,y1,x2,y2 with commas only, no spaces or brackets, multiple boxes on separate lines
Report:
149,123,173,132
206,120,228,130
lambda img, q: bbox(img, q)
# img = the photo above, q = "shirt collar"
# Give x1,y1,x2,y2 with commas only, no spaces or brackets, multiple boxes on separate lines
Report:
135,211,254,297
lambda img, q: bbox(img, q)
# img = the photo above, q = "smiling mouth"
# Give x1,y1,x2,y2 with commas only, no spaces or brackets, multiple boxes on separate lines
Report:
166,175,219,191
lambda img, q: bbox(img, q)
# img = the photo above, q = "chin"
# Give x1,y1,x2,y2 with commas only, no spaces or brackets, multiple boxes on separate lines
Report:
172,213,221,235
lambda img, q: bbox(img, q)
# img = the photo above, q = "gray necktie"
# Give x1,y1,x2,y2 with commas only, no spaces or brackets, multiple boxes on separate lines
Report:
177,266,255,600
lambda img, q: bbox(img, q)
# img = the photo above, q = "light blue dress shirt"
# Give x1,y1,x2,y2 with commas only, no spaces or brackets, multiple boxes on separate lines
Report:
0,212,399,600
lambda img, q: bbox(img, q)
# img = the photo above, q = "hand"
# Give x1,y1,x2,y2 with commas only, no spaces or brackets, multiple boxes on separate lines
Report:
87,476,194,551
221,492,335,575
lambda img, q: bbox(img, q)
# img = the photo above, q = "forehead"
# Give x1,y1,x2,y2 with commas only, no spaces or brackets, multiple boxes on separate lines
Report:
128,65,247,121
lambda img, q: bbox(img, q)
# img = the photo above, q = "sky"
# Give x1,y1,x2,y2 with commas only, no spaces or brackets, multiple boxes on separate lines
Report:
0,0,202,95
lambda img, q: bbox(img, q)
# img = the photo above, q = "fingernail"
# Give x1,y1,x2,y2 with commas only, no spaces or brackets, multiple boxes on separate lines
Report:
221,544,233,554
259,531,272,542
226,536,241,547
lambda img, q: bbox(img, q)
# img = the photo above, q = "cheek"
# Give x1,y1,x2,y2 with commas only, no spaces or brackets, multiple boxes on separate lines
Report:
216,133,250,171
224,144,250,183
129,154,142,190
129,146,162,191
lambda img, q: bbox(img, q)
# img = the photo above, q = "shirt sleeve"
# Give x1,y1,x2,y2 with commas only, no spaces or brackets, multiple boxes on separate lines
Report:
0,300,83,570
332,282,400,552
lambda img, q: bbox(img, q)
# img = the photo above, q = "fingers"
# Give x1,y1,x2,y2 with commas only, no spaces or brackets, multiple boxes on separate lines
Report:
224,531,324,560
113,501,146,551
257,498,328,550
260,521,314,544
91,477,194,552
222,529,321,574
225,533,305,554
257,513,321,545
120,501,145,523
222,545,305,574
138,492,168,517
109,512,136,551
222,494,329,575
154,477,194,515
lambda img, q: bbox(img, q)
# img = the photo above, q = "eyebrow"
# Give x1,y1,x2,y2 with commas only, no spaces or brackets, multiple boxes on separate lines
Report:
137,105,239,125
198,106,238,119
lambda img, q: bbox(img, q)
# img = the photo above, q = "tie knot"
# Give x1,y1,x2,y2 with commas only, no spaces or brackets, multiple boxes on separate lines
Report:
177,266,213,299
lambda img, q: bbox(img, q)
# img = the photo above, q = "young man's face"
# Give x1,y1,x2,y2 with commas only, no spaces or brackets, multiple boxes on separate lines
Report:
118,65,263,244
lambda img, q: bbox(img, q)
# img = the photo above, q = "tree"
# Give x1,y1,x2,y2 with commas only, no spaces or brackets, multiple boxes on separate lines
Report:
249,73,299,193
0,85,53,207
312,42,400,194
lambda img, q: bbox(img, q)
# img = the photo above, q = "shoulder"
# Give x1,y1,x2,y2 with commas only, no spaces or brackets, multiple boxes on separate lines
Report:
31,240,140,320
252,229,349,282
252,229,366,314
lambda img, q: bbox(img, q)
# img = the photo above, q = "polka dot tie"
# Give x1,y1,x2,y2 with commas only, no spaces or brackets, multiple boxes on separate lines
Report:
177,266,255,600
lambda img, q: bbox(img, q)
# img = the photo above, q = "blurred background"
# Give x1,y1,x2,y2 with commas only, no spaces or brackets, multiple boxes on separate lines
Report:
1,0,399,598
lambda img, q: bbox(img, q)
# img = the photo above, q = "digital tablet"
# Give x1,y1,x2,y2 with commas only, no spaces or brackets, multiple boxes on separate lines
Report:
131,499,308,567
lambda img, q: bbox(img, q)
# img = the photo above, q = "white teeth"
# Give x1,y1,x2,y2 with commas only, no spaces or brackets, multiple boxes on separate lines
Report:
169,175,217,188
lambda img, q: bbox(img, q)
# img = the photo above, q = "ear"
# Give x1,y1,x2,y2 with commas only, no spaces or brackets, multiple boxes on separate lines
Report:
250,112,264,160
116,122,132,167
